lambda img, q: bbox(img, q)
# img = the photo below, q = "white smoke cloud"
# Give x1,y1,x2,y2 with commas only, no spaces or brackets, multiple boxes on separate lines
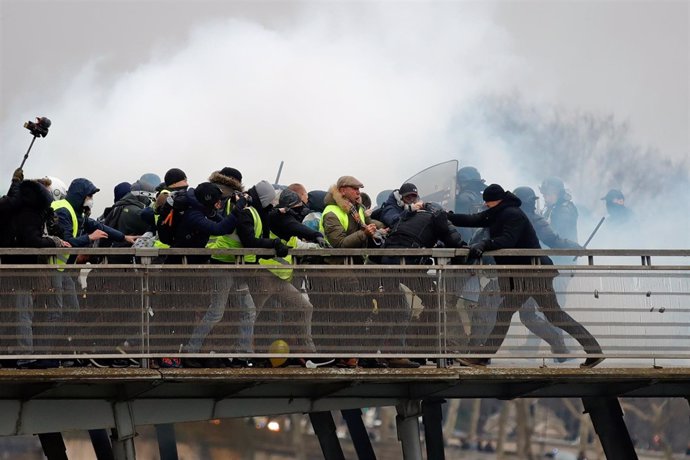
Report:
1,2,687,248
2,4,521,199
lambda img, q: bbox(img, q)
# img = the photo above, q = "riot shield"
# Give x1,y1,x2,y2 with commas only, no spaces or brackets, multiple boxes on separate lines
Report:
404,159,458,211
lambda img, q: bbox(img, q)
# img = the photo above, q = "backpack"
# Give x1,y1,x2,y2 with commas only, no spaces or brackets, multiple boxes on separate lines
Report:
156,191,190,246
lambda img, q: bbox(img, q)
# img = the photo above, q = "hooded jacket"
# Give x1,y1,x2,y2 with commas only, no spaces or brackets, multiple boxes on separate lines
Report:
448,191,550,266
378,190,411,228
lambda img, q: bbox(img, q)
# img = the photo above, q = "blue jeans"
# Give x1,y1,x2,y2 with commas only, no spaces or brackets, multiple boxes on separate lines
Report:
185,275,256,353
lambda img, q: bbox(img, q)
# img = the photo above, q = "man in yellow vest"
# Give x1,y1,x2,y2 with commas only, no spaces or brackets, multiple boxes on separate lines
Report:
50,178,138,364
318,176,419,368
187,180,316,368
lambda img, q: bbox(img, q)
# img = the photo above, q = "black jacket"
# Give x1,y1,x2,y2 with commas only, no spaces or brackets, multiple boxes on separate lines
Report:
101,192,154,248
236,186,277,251
0,181,22,248
268,206,323,243
525,210,581,249
7,180,63,264
385,204,464,249
448,192,550,266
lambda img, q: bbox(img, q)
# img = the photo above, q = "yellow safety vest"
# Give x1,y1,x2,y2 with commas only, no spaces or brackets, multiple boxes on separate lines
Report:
319,204,366,245
208,206,295,280
207,206,261,263
50,199,78,266
258,234,296,281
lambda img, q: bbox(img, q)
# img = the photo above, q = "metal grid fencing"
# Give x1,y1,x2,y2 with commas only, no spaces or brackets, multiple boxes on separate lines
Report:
0,248,688,366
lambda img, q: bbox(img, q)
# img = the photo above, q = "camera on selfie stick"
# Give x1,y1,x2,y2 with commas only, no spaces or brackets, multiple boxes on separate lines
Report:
19,116,51,169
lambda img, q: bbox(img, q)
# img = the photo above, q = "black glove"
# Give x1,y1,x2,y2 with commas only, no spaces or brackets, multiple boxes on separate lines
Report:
468,242,486,260
12,168,23,183
273,239,290,258
231,195,248,218
315,236,331,248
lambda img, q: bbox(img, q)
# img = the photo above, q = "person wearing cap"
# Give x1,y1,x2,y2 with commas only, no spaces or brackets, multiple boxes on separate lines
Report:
317,176,417,368
320,175,386,253
381,198,466,366
448,184,603,368
602,189,633,226
378,182,424,228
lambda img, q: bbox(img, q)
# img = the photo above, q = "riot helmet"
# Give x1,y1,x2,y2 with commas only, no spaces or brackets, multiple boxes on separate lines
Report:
46,176,67,201
457,166,483,183
513,186,538,211
539,177,565,195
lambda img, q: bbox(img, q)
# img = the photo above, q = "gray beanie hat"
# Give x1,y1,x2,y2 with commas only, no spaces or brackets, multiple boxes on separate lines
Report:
254,180,277,208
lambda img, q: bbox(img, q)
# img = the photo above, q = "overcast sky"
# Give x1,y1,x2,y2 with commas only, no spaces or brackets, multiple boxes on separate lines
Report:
1,1,688,221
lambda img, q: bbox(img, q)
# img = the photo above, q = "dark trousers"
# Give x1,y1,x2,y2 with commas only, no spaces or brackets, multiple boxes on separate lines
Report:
481,274,601,355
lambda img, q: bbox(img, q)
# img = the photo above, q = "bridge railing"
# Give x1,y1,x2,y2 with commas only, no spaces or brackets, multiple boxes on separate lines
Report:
0,248,688,366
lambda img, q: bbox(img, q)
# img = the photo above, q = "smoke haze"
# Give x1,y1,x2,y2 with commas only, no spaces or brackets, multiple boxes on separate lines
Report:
1,1,687,247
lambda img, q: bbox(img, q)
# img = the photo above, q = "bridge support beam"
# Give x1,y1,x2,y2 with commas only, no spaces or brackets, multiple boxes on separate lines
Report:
582,397,638,460
396,401,423,460
422,399,445,460
155,424,179,460
111,402,137,460
38,432,68,460
342,408,376,459
309,411,345,460
89,429,114,460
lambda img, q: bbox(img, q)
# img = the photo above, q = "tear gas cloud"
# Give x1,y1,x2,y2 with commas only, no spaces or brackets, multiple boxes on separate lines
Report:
1,2,687,249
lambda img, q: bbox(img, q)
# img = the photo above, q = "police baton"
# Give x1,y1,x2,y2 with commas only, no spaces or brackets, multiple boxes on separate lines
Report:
573,216,606,261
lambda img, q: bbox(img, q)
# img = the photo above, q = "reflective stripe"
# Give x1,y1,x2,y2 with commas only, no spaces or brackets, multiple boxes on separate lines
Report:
208,206,261,263
50,200,78,266
259,235,296,281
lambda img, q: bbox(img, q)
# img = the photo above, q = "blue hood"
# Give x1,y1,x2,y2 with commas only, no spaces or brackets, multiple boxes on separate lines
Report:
66,178,100,213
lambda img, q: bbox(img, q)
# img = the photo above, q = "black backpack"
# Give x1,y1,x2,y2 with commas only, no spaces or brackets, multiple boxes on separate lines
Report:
156,191,190,246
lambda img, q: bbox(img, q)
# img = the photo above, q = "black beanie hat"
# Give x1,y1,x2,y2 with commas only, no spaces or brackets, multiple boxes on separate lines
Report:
278,189,302,209
194,182,222,208
482,183,506,202
164,168,187,186
220,167,243,182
